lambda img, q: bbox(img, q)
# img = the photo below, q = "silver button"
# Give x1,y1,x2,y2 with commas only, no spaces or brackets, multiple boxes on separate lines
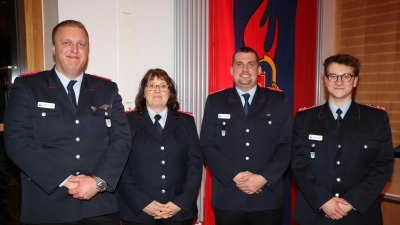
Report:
245,156,249,160
161,160,165,164
75,120,80,124
76,172,80,175
336,161,340,165
335,193,339,197
76,137,80,142
311,143,315,147
222,122,226,125
41,112,46,117
105,112,109,116
364,145,368,149
76,155,80,159
246,142,249,146
268,121,272,124
337,178,341,182
161,146,165,150
337,144,341,148
161,189,165,193
246,129,249,132
161,175,165,179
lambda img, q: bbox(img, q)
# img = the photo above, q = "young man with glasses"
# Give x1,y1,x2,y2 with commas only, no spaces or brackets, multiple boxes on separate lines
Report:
291,54,394,225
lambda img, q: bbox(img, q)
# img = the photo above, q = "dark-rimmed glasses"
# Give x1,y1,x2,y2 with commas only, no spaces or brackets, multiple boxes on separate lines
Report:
146,84,169,91
325,74,356,83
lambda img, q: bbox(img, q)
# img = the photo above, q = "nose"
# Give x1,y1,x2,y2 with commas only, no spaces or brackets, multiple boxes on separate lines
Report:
71,44,78,53
242,64,248,71
154,85,161,93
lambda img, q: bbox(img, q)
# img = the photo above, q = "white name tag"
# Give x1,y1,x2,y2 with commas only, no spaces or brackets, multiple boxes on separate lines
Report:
309,134,323,141
38,102,55,109
218,114,231,119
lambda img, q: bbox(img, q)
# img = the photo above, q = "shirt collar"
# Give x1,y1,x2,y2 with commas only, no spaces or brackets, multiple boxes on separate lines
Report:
55,67,84,91
328,100,352,119
235,85,257,105
147,107,168,125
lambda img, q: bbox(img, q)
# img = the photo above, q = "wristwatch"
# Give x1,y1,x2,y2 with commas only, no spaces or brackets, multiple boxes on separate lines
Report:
92,176,107,192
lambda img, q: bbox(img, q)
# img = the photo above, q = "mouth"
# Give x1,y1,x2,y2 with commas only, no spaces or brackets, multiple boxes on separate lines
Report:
240,73,251,78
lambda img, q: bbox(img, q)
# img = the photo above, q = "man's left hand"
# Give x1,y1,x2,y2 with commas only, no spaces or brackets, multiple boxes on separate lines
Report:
68,175,98,200
159,201,181,219
236,174,267,194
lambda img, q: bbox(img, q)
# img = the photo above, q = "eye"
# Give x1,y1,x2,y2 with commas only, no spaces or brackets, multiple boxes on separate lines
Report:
78,43,85,47
248,63,255,67
236,62,242,67
343,74,350,79
63,42,70,45
330,74,337,78
160,85,168,89
149,84,156,88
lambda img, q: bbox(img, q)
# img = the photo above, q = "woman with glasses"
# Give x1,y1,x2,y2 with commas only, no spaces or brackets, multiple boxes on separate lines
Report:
118,68,203,225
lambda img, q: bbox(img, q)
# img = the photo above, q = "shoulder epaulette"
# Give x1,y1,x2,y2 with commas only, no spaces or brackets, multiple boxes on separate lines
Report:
298,105,317,112
92,74,112,81
365,104,386,111
125,109,137,114
19,71,41,77
267,87,283,92
177,110,193,116
210,88,230,95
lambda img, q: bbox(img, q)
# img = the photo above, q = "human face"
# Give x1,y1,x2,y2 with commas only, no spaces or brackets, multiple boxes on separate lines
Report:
52,26,89,79
324,62,358,107
230,52,261,92
144,77,170,113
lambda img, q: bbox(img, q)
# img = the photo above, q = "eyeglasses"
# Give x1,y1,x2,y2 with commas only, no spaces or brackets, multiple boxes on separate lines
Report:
325,73,356,83
146,84,169,91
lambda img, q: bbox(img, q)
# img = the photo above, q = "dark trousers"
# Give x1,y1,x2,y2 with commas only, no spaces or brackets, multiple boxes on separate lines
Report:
23,212,119,225
214,207,282,225
121,218,193,225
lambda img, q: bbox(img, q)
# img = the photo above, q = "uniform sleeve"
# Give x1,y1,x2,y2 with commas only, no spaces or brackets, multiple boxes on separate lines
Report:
200,96,242,187
258,93,292,191
91,83,131,190
342,111,394,214
5,77,71,194
171,116,203,213
291,112,333,211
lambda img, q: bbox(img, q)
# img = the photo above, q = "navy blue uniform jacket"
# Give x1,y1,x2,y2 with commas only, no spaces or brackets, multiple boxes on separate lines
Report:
200,86,292,211
291,101,394,225
4,68,131,224
118,110,203,222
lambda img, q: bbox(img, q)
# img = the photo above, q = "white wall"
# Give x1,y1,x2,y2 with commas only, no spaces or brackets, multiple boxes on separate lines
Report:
43,0,175,109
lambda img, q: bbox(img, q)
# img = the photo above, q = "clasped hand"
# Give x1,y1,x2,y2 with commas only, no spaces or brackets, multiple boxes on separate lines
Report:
143,201,181,219
63,175,98,201
322,197,353,220
234,171,267,194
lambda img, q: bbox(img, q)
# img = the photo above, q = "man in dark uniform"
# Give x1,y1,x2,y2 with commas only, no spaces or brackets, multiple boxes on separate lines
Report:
200,46,292,225
291,54,394,225
4,20,131,225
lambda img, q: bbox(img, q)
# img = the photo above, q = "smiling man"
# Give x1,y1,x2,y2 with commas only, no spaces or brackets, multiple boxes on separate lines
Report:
291,54,394,225
200,46,292,225
4,20,131,225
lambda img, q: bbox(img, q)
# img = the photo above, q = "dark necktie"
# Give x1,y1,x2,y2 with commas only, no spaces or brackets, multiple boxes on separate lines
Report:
242,93,250,115
336,108,343,127
154,114,163,135
67,80,78,113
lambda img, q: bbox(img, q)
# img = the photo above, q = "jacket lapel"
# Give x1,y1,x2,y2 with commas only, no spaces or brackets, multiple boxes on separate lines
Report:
137,112,162,142
47,68,75,115
76,74,95,114
229,88,247,121
247,86,264,119
318,102,337,135
337,100,360,138
161,110,181,140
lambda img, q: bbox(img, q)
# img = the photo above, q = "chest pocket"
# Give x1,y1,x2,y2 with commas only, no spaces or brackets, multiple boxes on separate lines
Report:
256,117,280,141
89,109,112,139
31,108,62,140
216,119,236,145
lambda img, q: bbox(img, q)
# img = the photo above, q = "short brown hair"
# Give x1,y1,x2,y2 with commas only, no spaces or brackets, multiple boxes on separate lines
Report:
52,20,89,44
323,54,361,76
232,46,260,66
135,68,180,112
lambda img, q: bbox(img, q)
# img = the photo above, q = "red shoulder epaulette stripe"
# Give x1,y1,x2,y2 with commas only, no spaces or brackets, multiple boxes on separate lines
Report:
267,87,283,92
210,88,229,95
19,71,41,77
178,110,193,115
365,104,386,111
298,105,317,112
125,109,137,113
92,74,112,81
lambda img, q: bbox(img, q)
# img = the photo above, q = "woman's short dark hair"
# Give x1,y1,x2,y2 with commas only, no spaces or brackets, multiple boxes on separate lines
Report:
135,68,179,112
323,54,361,76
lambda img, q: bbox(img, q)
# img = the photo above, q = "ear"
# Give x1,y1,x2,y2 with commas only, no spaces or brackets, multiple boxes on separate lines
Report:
258,66,262,75
324,76,328,87
353,76,359,87
230,66,233,76
52,44,55,55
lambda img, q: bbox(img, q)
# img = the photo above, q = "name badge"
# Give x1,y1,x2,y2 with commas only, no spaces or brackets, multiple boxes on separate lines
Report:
309,134,323,141
218,114,231,119
38,102,55,109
